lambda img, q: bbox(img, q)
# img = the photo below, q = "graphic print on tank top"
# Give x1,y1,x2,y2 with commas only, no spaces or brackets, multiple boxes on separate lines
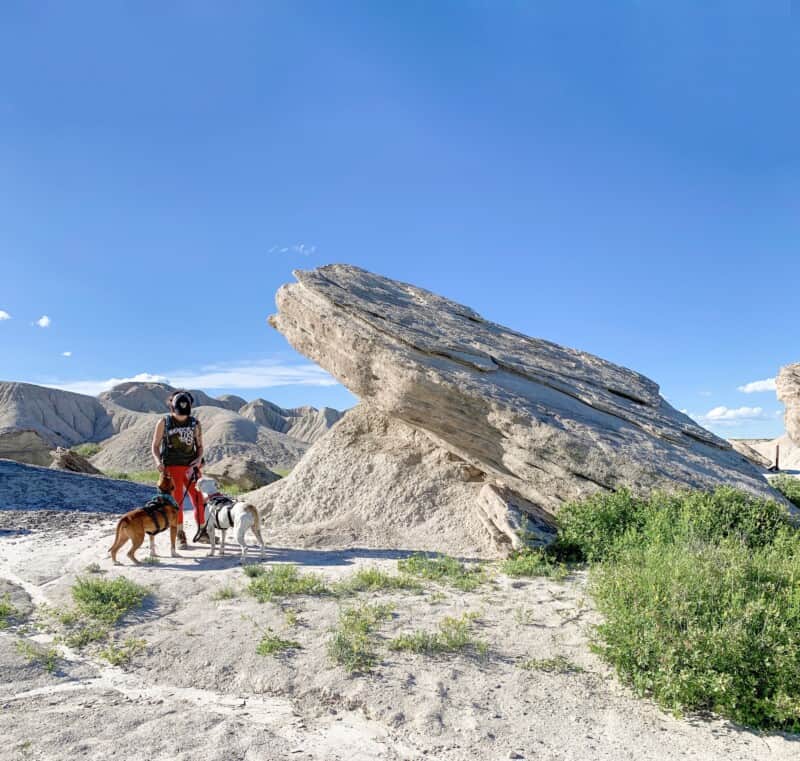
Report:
163,416,197,466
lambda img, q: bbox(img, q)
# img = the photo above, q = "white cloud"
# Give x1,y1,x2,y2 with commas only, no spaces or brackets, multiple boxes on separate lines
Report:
36,315,51,328
268,242,317,256
42,361,337,396
701,405,767,422
737,377,776,393
0,310,10,320
62,351,72,357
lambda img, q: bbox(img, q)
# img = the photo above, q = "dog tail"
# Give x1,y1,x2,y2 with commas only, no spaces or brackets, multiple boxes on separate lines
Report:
108,517,127,555
243,503,260,523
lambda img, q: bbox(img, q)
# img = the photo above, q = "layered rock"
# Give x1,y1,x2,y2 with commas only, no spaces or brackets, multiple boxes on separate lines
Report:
777,363,800,445
260,264,790,553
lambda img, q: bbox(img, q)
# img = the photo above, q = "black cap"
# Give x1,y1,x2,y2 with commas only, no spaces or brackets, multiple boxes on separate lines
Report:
171,391,193,415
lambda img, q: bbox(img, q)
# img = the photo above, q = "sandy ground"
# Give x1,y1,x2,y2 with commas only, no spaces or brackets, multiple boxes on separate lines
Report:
1,511,799,761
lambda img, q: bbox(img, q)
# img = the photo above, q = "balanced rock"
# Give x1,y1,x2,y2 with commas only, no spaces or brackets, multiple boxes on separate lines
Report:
777,363,800,445
260,264,790,553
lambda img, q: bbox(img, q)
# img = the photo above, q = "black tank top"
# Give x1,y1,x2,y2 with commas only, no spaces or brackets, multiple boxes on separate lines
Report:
162,415,198,466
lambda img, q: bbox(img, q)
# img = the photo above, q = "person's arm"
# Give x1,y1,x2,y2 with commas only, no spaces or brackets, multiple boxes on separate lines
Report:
189,421,204,468
151,417,166,471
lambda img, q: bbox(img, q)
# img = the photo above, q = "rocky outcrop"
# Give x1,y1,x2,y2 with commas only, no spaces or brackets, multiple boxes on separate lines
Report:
261,264,790,553
777,363,800,445
205,456,282,490
49,447,103,475
239,399,343,443
728,439,772,470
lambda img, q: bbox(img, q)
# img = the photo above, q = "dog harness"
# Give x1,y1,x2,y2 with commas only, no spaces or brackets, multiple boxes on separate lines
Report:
142,493,178,536
205,493,236,530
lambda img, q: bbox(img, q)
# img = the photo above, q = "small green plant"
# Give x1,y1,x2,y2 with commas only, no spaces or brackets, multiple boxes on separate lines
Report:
71,576,148,624
256,628,301,656
501,548,569,579
248,564,329,602
72,442,102,457
213,586,238,600
397,554,485,591
15,639,59,673
520,655,584,673
63,622,109,648
327,602,394,673
84,562,104,574
0,594,17,629
335,566,422,594
100,637,147,665
142,555,160,565
389,612,487,657
242,564,266,578
283,607,299,627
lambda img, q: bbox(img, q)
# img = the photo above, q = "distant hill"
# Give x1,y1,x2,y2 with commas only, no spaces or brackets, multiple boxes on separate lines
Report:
0,379,344,472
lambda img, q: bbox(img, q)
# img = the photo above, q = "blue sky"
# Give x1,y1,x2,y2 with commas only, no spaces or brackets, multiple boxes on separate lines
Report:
0,2,796,437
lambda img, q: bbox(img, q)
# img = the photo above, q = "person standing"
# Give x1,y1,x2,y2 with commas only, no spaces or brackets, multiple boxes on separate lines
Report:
151,390,205,549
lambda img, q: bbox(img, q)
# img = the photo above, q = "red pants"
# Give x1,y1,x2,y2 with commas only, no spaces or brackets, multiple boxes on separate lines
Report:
165,465,204,526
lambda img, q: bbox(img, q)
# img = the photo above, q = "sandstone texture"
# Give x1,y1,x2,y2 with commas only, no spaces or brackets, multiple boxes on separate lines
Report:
777,362,800,445
257,264,790,553
239,399,343,443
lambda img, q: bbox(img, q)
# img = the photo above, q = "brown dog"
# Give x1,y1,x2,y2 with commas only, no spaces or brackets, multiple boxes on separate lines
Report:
109,471,182,565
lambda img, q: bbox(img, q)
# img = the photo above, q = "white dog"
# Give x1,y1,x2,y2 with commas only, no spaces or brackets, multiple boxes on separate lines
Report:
195,476,265,562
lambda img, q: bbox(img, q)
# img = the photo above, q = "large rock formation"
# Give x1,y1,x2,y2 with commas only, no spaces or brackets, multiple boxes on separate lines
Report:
49,447,103,475
253,264,791,554
777,363,800,445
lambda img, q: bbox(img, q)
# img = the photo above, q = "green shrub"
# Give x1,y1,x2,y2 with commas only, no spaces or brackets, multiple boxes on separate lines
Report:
327,602,393,673
772,475,800,509
335,566,422,594
72,443,102,458
213,586,238,600
100,637,146,665
63,622,109,648
15,640,59,673
501,548,569,579
256,629,300,656
0,594,17,628
248,564,329,602
554,487,794,562
389,612,487,657
71,576,148,624
397,554,485,591
520,655,584,673
562,487,800,731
